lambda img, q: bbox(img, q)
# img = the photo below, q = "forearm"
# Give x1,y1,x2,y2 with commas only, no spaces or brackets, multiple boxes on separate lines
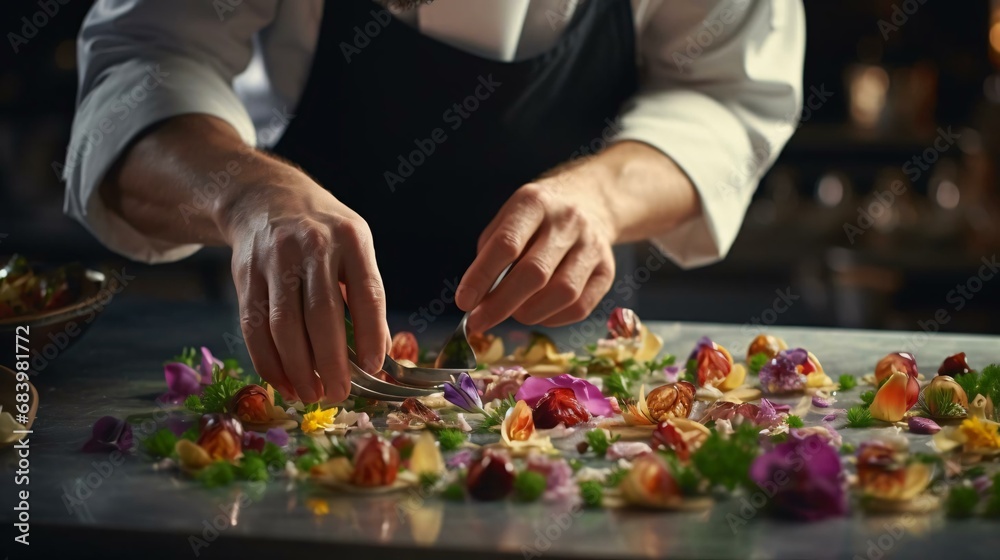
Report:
579,140,702,244
99,114,297,247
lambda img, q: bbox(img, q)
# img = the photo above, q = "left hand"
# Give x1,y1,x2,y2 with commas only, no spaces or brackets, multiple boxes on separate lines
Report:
456,163,619,333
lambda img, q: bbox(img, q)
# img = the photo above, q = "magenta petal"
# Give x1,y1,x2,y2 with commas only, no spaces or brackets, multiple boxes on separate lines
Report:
82,416,134,453
750,434,845,520
199,347,222,384
164,362,202,398
265,427,290,447
515,374,613,417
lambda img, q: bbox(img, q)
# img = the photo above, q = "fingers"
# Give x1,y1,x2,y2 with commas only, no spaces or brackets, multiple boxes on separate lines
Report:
467,220,577,333
267,237,324,404
539,259,616,327
235,254,296,400
303,254,352,404
456,185,547,311
512,239,602,325
340,221,390,375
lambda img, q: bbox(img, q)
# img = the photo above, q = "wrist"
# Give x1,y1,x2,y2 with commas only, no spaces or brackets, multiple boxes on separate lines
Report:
211,151,302,245
591,141,700,244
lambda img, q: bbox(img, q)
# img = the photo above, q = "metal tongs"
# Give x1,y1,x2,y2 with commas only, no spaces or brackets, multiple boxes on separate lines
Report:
348,264,513,401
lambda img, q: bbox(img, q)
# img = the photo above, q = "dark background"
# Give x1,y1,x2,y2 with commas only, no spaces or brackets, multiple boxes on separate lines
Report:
1,0,998,334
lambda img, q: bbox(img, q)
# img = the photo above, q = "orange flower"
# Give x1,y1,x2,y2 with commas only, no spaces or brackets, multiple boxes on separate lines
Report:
504,400,534,442
196,414,243,461
620,454,682,509
869,370,913,422
351,435,400,488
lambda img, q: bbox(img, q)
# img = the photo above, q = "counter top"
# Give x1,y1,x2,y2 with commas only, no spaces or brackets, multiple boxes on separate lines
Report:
3,297,999,559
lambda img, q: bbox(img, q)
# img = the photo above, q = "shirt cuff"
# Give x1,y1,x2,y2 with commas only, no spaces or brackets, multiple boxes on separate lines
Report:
62,55,257,264
615,89,758,269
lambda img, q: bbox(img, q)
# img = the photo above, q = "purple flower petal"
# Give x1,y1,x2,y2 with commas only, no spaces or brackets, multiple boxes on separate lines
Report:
822,413,838,422
265,427,290,447
812,396,831,408
907,416,941,435
447,448,476,469
759,350,808,395
749,434,846,521
526,454,578,502
663,365,681,384
162,362,203,403
199,347,222,384
514,374,613,417
82,416,134,453
443,372,484,413
755,399,782,428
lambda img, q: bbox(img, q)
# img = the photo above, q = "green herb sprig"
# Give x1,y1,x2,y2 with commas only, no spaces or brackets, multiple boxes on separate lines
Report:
846,405,874,428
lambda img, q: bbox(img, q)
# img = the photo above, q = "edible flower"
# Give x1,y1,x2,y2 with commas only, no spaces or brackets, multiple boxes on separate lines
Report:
874,352,918,384
443,372,485,414
688,337,746,391
758,349,810,394
957,416,1000,451
500,400,553,451
525,453,577,502
652,418,710,461
869,369,916,422
592,308,663,363
301,407,340,434
159,362,204,405
469,332,505,364
855,439,932,502
482,366,528,402
196,413,243,461
352,434,401,487
749,434,846,521
82,416,134,453
516,374,612,417
409,432,445,477
620,453,683,509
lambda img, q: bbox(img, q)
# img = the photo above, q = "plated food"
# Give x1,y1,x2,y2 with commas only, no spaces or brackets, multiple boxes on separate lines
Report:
77,308,1000,522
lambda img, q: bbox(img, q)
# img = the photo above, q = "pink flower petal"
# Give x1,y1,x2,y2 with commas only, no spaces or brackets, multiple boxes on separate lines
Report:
199,346,222,384
164,362,202,399
515,374,613,417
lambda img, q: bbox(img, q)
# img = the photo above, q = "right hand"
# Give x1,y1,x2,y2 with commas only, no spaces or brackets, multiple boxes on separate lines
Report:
216,163,390,404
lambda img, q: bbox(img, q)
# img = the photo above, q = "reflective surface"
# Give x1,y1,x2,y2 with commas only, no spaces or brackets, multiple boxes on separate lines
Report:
2,297,1000,559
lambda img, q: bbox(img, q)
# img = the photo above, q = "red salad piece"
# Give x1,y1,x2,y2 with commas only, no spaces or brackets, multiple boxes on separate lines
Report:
938,352,972,376
532,387,591,429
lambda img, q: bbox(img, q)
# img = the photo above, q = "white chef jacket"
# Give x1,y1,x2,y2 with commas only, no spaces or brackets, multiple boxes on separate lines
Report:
63,0,805,268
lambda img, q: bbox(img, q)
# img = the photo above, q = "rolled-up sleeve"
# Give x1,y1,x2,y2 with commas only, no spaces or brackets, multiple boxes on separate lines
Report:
616,0,805,268
63,0,278,263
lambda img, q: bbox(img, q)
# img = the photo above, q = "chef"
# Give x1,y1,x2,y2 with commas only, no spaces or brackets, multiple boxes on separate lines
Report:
63,0,805,403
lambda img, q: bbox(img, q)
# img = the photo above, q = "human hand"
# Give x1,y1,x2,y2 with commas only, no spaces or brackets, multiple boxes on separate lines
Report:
217,166,390,404
456,163,619,333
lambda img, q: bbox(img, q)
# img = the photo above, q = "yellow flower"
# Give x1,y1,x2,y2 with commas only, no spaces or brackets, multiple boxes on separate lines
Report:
301,407,339,433
958,416,1000,450
306,498,330,516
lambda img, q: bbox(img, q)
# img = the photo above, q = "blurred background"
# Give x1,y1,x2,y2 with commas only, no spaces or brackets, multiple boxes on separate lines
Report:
1,0,998,334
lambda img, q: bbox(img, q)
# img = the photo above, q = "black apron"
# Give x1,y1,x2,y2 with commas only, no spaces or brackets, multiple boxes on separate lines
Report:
273,0,638,317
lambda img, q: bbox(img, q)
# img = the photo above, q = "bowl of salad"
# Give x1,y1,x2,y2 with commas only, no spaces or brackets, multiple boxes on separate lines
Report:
0,254,113,366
